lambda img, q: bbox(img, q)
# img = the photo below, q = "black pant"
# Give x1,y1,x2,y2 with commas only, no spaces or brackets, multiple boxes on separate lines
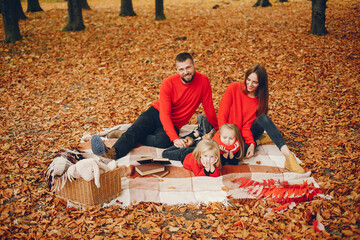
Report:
244,114,286,153
162,139,201,163
112,107,179,159
220,150,241,165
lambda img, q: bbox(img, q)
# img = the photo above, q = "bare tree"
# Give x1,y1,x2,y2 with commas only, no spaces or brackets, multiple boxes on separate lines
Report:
155,0,166,20
79,0,91,10
27,0,43,12
120,0,136,17
1,0,23,43
310,0,328,35
253,0,272,7
15,0,27,19
64,0,85,31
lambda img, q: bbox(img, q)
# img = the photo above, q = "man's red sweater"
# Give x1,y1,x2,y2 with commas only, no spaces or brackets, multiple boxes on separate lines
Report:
183,153,220,177
152,72,218,142
217,82,258,145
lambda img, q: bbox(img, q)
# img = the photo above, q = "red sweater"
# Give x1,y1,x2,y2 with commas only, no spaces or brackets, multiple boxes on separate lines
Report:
217,82,258,145
152,72,218,141
183,153,220,177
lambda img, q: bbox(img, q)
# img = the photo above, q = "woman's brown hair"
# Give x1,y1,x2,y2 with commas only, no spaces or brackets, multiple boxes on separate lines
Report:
242,64,269,116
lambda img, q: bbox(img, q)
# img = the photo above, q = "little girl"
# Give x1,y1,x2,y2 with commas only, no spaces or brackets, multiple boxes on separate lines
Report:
182,139,221,177
212,123,245,165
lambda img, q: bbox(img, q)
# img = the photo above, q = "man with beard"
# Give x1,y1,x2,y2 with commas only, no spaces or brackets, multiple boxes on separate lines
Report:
91,52,218,160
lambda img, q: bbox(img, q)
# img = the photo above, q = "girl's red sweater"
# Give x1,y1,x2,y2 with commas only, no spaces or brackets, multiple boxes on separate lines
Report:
183,153,220,177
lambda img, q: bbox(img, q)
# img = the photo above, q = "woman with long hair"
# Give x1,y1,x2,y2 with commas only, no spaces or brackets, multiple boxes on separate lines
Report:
217,64,305,173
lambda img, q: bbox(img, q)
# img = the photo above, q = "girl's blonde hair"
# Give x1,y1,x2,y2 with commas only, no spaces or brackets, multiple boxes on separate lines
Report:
219,123,245,161
193,139,221,168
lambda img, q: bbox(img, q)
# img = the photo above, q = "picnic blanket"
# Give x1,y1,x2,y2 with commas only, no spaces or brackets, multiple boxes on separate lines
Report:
73,124,321,208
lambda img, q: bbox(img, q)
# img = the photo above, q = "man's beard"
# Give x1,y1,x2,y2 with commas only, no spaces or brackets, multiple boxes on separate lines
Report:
181,73,195,84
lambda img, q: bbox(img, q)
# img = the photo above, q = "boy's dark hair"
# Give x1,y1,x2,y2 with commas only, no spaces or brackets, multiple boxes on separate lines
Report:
175,52,193,63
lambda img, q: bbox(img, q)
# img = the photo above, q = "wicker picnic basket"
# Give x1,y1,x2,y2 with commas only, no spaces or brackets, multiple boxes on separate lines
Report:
55,166,122,206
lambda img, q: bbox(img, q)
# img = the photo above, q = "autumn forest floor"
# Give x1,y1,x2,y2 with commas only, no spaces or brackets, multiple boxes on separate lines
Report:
0,0,360,238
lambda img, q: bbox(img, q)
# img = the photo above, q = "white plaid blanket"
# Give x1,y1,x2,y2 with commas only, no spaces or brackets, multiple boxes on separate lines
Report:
75,125,318,208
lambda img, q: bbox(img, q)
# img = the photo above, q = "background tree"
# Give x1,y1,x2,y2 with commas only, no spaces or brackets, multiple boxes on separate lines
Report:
80,0,91,10
120,0,136,16
64,0,85,31
310,0,328,35
27,0,43,12
253,0,272,7
15,0,27,20
1,0,23,43
155,0,166,20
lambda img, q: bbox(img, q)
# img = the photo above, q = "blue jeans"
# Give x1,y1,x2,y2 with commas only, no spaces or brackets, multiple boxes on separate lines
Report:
112,107,179,159
245,114,286,153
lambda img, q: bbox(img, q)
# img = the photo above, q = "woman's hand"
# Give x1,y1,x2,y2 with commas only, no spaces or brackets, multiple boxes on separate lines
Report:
245,143,255,158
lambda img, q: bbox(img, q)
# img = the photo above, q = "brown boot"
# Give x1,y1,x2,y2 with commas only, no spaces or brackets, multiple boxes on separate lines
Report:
107,130,125,139
259,133,272,145
284,154,305,173
101,147,117,160
185,136,194,147
91,135,117,160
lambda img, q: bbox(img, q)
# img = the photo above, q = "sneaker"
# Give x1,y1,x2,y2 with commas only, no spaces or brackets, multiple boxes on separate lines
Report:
196,114,213,137
91,135,117,159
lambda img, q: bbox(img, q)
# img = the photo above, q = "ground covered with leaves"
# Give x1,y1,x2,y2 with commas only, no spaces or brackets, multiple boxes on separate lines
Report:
1,0,359,238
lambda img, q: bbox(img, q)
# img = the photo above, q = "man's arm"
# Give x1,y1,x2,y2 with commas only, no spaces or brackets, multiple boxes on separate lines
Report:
158,80,179,142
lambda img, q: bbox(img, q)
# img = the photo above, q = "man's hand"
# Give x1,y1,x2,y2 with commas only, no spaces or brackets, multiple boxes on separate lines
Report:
173,138,187,148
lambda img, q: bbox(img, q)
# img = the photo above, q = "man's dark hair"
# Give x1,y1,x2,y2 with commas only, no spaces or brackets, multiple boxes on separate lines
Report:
175,52,193,63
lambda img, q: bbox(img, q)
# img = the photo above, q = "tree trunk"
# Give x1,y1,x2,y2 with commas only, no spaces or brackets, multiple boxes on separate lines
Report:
64,0,85,31
27,0,43,12
253,0,272,7
15,0,27,20
155,0,166,20
277,0,288,2
1,0,23,43
79,0,91,10
310,0,328,36
120,0,136,17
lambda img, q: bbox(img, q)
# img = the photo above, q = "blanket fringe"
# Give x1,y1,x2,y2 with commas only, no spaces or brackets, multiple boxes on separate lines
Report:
45,149,87,190
235,177,328,212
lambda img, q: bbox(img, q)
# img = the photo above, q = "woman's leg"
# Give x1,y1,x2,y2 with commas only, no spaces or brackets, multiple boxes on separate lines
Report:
251,114,304,173
251,114,286,150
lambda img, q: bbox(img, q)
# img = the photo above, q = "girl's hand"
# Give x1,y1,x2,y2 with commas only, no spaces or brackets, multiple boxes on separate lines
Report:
210,156,218,165
233,142,240,151
245,143,255,158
